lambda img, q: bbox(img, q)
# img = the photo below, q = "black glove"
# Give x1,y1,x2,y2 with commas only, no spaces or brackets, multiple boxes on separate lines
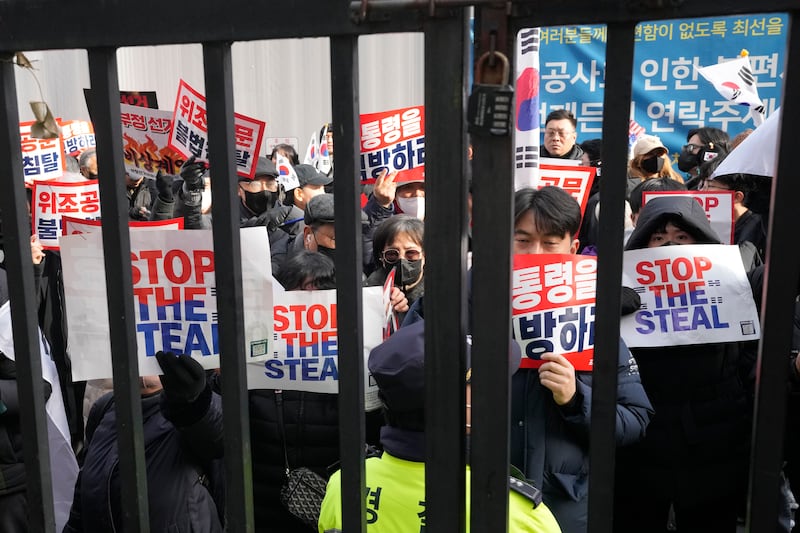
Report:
156,351,207,404
155,170,175,202
128,206,150,221
180,155,208,192
621,286,642,316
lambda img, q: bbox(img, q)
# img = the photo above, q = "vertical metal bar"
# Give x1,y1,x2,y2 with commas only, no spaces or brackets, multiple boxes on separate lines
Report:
746,13,800,532
424,9,469,533
470,8,514,533
330,33,368,533
203,41,255,533
87,47,150,533
587,21,636,533
0,53,55,533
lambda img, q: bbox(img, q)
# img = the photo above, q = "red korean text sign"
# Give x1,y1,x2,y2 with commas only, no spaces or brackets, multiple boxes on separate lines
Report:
20,120,66,184
168,79,266,179
59,119,96,157
536,164,596,218
360,105,425,184
32,180,101,249
512,254,597,371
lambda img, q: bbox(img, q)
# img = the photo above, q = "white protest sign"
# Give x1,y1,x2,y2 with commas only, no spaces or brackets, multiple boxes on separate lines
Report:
246,286,383,411
621,244,760,347
20,120,66,184
512,254,597,371
31,180,101,250
61,227,273,381
121,103,186,179
642,191,735,245
168,79,266,179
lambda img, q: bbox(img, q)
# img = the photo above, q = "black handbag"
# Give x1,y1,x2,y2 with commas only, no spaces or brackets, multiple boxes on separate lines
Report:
275,391,328,530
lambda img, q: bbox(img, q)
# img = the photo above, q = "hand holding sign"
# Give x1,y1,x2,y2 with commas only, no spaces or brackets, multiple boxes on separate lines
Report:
372,169,399,208
30,235,44,265
538,353,577,406
389,286,409,314
180,155,208,192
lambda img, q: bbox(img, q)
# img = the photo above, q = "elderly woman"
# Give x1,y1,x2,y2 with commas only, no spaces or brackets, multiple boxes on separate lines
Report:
364,215,425,324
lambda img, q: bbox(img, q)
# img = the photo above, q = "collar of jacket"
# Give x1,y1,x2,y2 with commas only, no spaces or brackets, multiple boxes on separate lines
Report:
380,426,425,462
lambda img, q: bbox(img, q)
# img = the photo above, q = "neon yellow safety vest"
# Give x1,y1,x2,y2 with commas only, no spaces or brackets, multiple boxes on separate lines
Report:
318,452,563,532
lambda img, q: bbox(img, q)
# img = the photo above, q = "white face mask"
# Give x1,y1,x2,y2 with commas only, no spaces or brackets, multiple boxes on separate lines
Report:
396,196,425,220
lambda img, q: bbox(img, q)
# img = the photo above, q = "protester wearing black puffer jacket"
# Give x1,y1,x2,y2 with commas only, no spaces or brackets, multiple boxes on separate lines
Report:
614,196,758,533
64,352,224,533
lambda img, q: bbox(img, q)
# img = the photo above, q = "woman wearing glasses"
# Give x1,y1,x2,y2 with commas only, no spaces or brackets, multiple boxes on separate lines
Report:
365,215,425,323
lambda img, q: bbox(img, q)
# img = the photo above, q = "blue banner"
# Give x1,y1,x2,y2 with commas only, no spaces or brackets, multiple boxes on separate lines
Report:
538,13,788,161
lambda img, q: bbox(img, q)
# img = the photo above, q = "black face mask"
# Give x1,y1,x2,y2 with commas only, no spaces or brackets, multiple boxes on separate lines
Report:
243,189,278,215
660,241,679,247
317,245,336,263
397,258,423,288
641,156,665,174
677,150,700,172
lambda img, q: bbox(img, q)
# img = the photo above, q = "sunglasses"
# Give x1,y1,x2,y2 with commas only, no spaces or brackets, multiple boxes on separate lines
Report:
381,248,422,264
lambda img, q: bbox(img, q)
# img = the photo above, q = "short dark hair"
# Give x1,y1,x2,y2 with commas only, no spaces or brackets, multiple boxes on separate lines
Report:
514,186,581,238
270,143,300,165
629,178,687,215
545,109,577,129
372,215,424,267
580,138,602,164
276,250,336,290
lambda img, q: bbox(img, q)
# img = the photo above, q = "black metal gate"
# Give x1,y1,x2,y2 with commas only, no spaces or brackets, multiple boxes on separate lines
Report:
0,1,798,532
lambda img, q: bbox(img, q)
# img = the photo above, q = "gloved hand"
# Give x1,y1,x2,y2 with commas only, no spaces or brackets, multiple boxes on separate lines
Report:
155,170,175,202
128,206,150,221
180,155,208,192
621,286,642,316
156,351,207,404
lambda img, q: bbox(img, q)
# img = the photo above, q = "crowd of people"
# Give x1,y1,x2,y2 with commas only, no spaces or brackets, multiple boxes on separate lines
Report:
0,106,795,533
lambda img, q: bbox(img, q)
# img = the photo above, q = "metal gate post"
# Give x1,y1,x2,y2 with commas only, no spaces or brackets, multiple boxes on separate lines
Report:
203,41,256,533
587,21,637,533
423,7,470,533
0,54,56,533
330,33,368,533
746,12,800,532
87,46,151,533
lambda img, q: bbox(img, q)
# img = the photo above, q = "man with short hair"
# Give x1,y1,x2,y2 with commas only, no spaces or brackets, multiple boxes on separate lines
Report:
285,164,332,212
540,109,583,160
511,186,652,533
78,148,98,179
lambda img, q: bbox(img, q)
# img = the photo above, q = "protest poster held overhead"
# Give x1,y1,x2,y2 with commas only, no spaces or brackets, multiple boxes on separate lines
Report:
512,254,597,371
121,103,186,179
621,244,760,347
59,119,95,157
359,105,425,184
20,120,66,184
32,180,101,249
61,227,274,381
168,79,266,180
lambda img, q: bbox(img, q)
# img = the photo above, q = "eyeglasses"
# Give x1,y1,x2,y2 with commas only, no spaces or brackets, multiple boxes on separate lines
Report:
700,181,731,192
682,143,703,154
544,129,576,139
381,248,422,264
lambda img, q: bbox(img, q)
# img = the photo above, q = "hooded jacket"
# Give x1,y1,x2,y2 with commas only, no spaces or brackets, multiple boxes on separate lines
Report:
625,195,720,250
617,195,756,511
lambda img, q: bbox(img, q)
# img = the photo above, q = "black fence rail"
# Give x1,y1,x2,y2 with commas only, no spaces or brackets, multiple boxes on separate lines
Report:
0,1,798,532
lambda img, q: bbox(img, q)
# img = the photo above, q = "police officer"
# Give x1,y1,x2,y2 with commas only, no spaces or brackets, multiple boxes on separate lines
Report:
318,321,562,532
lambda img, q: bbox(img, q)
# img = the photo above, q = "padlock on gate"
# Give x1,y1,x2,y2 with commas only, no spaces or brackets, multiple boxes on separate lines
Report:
467,51,514,137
